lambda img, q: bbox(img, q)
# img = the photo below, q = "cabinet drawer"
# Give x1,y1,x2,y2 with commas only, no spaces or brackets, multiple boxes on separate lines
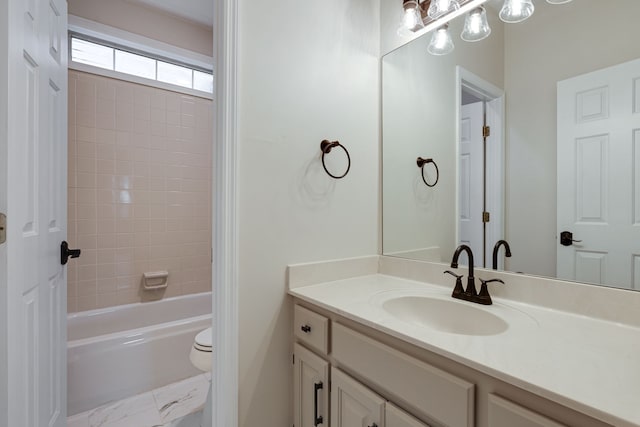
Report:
488,394,568,427
332,323,474,427
293,305,329,355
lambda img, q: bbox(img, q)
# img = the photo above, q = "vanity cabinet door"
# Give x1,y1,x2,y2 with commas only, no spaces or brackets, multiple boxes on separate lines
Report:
331,367,385,427
386,403,431,427
293,343,329,427
488,394,568,427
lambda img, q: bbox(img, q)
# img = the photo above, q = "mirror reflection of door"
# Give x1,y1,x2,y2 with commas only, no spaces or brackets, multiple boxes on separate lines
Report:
457,68,505,269
557,58,640,290
459,100,484,265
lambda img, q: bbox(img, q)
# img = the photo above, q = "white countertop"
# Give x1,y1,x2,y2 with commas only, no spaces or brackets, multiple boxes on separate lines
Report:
289,273,640,427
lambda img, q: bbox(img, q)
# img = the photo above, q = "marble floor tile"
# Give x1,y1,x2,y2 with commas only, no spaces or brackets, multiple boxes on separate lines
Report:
67,412,89,427
88,391,163,427
162,410,203,427
153,374,209,423
68,374,207,427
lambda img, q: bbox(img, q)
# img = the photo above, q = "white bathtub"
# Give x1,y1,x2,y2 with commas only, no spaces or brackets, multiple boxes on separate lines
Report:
67,292,212,416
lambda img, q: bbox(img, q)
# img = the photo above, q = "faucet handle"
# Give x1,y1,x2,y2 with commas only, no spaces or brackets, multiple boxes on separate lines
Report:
476,278,505,305
443,270,462,279
479,278,504,286
444,270,465,299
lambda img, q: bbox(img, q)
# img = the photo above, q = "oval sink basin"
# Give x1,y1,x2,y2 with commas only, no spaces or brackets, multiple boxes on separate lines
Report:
382,296,508,336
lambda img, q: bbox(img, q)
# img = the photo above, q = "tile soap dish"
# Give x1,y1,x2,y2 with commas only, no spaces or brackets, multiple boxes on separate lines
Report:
143,271,169,290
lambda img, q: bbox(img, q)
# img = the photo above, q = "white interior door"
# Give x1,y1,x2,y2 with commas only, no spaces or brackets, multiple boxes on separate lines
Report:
557,58,640,289
459,101,484,266
485,96,505,268
2,0,68,425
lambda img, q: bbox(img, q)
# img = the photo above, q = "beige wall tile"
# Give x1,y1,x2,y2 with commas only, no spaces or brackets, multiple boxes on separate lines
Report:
68,71,213,312
77,295,97,312
96,292,119,309
77,280,97,296
67,297,78,313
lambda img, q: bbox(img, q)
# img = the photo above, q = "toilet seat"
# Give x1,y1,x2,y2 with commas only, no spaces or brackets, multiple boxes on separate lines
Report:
190,327,212,372
194,327,212,351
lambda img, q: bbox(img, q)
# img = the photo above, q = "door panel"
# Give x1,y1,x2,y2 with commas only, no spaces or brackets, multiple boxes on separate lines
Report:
459,101,484,266
484,97,505,268
5,0,68,425
331,367,385,427
293,343,329,427
557,58,640,289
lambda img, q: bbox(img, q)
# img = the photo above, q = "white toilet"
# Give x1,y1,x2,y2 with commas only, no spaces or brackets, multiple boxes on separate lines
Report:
189,327,212,372
189,327,212,426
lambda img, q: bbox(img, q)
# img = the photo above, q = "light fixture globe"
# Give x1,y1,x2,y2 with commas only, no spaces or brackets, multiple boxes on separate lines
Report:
427,24,455,56
427,0,460,19
461,7,491,42
499,0,534,23
402,0,423,31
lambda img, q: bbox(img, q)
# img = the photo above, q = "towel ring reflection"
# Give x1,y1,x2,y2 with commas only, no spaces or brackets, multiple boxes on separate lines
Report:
321,140,351,179
417,157,439,187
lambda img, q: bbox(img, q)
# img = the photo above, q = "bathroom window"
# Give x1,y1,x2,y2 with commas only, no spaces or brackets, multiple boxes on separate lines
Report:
69,35,214,95
71,38,114,70
157,61,193,89
193,70,215,93
114,50,156,80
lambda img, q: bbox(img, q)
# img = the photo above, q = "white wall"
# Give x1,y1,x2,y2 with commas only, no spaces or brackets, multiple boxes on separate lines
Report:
504,0,640,276
237,0,380,424
68,0,213,56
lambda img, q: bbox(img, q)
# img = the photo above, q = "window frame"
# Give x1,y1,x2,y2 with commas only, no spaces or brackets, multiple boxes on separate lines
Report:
68,15,214,99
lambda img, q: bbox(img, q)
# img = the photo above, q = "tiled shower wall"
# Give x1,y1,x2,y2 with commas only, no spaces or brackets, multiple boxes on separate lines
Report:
67,71,213,312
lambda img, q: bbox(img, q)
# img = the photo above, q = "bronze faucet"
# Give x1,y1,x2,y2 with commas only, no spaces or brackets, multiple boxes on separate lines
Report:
492,240,512,270
450,245,477,301
447,244,505,305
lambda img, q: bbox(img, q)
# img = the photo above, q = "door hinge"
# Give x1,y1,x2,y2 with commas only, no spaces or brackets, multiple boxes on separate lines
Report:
292,354,295,365
0,213,5,244
483,211,490,223
483,125,490,138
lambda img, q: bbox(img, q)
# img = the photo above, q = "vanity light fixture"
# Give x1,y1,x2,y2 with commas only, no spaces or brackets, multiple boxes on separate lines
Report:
499,0,534,23
546,0,572,3
402,0,424,31
461,6,491,42
428,0,460,18
427,24,455,55
398,0,488,35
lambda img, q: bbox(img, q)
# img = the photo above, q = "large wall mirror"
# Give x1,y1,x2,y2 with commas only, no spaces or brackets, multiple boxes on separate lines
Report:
382,0,640,291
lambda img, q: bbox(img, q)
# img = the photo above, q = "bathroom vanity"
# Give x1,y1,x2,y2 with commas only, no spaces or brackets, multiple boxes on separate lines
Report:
288,256,640,427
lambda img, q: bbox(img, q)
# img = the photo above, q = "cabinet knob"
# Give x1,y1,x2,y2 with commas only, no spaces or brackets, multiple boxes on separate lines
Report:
301,324,311,333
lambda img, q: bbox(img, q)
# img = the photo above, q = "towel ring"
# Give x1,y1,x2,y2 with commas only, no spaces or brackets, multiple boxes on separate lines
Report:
416,157,439,187
320,140,351,179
